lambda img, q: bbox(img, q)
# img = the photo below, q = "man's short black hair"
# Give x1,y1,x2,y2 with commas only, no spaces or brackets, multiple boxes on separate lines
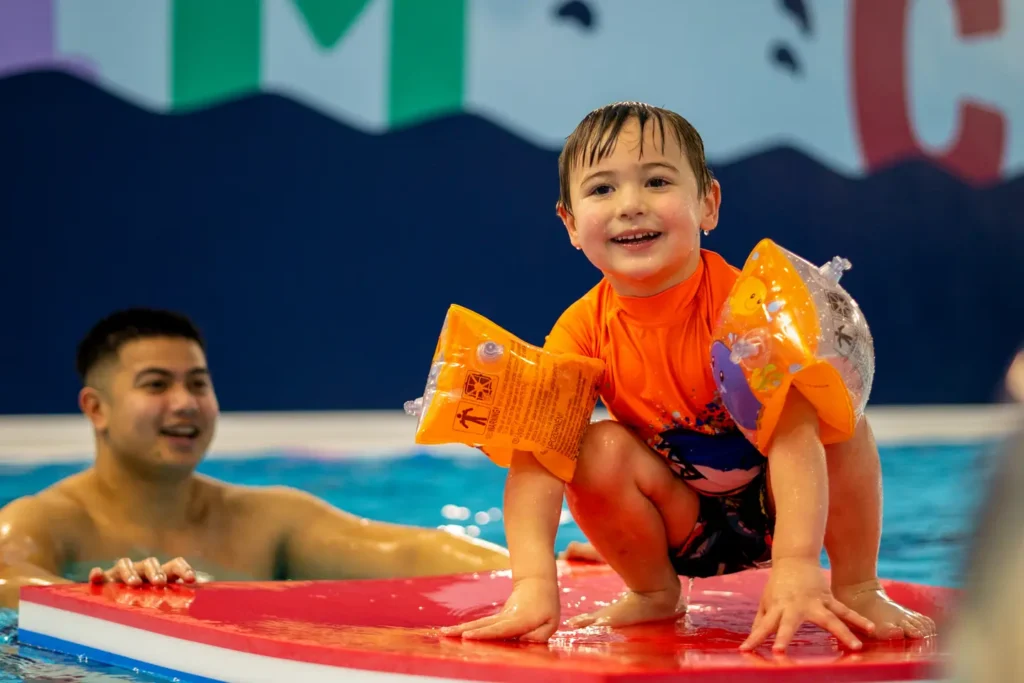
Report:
75,308,206,383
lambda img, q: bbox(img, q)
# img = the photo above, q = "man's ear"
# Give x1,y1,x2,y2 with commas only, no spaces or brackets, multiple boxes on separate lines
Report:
79,385,110,432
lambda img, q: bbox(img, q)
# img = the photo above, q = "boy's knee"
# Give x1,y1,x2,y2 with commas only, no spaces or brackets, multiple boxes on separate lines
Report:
569,420,635,496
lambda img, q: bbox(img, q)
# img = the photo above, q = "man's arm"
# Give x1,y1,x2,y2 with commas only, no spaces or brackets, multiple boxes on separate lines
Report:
0,496,75,608
259,487,510,580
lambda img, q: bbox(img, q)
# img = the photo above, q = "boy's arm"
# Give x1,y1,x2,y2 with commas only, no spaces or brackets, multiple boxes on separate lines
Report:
0,497,74,608
767,392,828,563
502,450,566,584
740,391,872,652
439,449,566,641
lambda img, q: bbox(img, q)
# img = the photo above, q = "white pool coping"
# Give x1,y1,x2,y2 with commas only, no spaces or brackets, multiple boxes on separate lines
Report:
0,405,1020,464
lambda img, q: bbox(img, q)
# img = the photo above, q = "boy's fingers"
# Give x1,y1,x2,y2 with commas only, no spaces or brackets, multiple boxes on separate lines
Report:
439,613,503,637
740,608,780,651
814,609,862,650
771,613,802,652
826,598,874,633
463,616,544,641
521,622,560,642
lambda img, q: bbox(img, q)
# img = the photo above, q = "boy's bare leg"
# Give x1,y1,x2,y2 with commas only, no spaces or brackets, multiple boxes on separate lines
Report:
822,417,937,639
563,421,701,629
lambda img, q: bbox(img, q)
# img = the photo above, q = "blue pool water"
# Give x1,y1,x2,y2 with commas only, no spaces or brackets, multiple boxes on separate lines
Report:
0,442,1000,682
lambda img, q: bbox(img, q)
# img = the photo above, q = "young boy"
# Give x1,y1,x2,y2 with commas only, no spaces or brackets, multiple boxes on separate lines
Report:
440,102,936,652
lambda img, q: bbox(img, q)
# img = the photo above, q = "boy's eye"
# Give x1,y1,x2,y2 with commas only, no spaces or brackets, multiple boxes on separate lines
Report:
648,177,670,188
589,184,612,196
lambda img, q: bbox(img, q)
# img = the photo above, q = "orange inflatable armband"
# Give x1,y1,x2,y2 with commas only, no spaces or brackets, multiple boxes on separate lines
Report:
711,239,874,453
404,305,605,482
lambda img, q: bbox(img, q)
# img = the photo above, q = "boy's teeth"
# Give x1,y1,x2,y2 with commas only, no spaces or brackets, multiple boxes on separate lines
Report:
163,426,198,437
615,232,659,242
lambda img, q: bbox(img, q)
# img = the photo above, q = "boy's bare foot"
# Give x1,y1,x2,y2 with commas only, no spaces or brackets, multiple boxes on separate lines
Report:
559,540,605,563
832,580,936,640
565,585,685,629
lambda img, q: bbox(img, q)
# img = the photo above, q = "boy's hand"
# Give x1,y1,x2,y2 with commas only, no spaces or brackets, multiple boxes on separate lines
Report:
439,576,561,642
740,558,875,652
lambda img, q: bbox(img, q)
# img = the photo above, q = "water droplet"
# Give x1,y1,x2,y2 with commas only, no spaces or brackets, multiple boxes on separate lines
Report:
440,504,469,520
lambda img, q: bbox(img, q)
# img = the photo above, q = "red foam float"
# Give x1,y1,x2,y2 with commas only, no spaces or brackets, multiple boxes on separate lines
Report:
18,562,953,682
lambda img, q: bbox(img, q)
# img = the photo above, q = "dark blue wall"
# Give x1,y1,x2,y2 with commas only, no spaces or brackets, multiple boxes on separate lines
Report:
2,72,1021,413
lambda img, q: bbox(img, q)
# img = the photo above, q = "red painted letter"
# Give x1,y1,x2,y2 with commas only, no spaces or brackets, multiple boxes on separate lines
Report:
853,0,1005,184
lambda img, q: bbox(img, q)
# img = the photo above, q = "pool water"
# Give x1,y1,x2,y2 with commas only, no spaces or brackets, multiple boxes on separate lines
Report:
0,442,998,682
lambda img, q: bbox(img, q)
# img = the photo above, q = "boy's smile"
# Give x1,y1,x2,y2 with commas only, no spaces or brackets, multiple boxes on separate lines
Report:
560,116,721,298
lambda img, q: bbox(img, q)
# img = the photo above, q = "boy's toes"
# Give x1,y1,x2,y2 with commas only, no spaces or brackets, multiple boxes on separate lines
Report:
901,621,924,638
871,621,907,640
906,614,936,638
565,613,598,629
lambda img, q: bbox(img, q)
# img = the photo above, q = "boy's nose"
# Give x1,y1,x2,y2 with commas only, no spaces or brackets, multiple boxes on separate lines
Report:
618,187,646,219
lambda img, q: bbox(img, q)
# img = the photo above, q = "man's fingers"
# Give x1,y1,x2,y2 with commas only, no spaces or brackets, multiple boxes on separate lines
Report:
138,557,167,585
90,557,202,587
162,557,196,584
115,557,141,585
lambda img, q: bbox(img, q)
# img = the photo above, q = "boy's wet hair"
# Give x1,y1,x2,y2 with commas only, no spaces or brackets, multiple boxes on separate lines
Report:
76,308,206,383
557,101,714,215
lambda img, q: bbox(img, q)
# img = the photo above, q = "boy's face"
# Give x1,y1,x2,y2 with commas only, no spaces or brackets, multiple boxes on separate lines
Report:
80,337,219,476
560,117,721,297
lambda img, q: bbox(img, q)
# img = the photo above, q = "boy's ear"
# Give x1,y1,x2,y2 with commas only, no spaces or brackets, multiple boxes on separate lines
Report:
699,179,722,234
556,202,581,249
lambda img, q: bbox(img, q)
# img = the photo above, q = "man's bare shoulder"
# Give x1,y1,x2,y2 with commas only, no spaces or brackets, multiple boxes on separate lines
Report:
0,472,92,527
0,471,95,564
215,481,335,517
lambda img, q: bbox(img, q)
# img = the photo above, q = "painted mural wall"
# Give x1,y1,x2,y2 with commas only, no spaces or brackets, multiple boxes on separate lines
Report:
2,0,1021,413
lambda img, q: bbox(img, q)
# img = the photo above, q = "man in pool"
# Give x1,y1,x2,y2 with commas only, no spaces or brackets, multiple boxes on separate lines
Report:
0,308,599,608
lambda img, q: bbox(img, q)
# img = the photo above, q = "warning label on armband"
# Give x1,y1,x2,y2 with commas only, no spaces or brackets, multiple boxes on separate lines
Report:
453,402,490,435
483,340,596,460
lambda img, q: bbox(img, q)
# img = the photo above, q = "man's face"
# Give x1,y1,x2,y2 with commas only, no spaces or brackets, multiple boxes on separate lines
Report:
86,337,219,475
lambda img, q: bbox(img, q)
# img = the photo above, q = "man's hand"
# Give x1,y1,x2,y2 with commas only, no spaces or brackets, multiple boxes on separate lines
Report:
740,557,875,652
88,556,197,587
